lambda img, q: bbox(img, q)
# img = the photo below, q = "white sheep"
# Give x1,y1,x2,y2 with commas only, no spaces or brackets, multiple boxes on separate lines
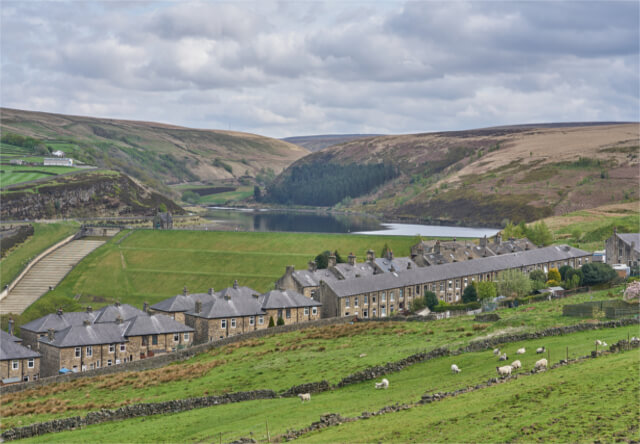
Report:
602,341,608,347
375,378,389,389
359,353,367,358
496,365,513,377
631,337,639,342
516,348,526,355
298,393,311,402
511,360,522,370
536,347,545,354
498,353,508,361
595,339,602,346
451,364,461,374
493,348,500,355
535,358,548,370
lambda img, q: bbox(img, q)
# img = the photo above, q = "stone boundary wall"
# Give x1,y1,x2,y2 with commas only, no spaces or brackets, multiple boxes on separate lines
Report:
2,321,637,442
0,316,352,395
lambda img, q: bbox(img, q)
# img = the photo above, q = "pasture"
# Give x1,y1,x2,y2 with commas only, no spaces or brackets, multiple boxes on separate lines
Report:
1,286,633,431
0,164,78,187
12,325,639,443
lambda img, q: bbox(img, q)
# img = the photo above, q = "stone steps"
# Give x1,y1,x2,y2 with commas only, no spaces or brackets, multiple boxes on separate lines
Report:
0,240,105,315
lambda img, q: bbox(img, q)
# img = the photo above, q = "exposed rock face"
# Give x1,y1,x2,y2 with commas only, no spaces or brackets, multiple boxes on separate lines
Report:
2,172,183,219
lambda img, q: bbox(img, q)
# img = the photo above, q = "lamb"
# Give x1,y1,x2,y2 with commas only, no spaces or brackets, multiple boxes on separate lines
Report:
516,348,526,355
375,378,389,389
496,365,513,377
493,348,500,355
536,347,545,354
298,393,311,402
451,364,461,374
498,353,508,361
534,358,548,371
511,360,522,370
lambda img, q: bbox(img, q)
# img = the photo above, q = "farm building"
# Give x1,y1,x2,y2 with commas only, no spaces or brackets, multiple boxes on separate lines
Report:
44,157,74,166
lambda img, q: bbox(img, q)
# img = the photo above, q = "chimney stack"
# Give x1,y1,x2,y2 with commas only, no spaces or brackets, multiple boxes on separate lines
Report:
47,328,55,341
366,249,375,262
208,288,215,296
480,235,487,248
348,252,356,266
116,315,123,324
407,262,412,270
495,233,502,245
56,307,63,316
115,301,121,307
233,280,239,289
183,286,188,296
308,261,316,272
86,306,93,313
8,317,14,336
328,254,337,268
286,265,295,275
434,241,441,255
195,300,202,313
143,302,149,313
83,319,91,326
387,249,394,261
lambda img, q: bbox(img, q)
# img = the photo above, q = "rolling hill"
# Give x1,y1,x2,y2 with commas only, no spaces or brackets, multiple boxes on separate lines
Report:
267,123,639,226
282,134,383,152
0,108,309,193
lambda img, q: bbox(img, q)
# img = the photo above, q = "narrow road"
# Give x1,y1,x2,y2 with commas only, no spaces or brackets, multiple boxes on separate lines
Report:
0,240,104,314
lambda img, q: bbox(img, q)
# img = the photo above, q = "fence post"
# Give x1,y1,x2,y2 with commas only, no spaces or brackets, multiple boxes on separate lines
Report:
266,418,270,443
566,346,568,362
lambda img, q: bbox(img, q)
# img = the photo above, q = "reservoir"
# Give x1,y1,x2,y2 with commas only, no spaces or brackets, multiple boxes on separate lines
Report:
204,207,500,238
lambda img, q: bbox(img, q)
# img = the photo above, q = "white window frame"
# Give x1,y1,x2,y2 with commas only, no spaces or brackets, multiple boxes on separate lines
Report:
381,292,386,302
120,343,126,352
86,346,93,357
381,307,386,317
174,333,179,342
364,295,368,305
345,298,350,308
184,332,189,341
390,291,395,302
231,318,236,328
75,347,81,358
28,358,34,368
221,319,227,329
304,307,309,315
109,344,115,353
354,297,359,307
373,308,377,317
107,359,113,366
11,360,19,370
312,307,317,316
259,315,264,325
364,310,368,318
249,316,255,326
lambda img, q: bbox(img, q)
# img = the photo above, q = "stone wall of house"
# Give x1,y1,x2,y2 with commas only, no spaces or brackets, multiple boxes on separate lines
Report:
264,306,319,326
0,357,39,383
19,330,40,350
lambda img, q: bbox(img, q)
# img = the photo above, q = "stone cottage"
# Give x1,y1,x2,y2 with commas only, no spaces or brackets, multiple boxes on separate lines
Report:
1,329,40,384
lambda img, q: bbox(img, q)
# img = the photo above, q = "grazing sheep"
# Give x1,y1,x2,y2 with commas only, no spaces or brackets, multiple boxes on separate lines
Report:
359,353,367,358
516,348,526,355
595,339,602,346
298,393,311,402
536,347,545,354
375,378,389,389
602,341,608,347
498,353,508,361
496,365,513,377
451,364,461,374
511,360,522,370
631,337,639,342
493,348,500,355
534,358,548,370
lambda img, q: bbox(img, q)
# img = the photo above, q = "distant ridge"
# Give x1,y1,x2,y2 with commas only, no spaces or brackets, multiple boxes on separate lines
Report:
282,134,383,152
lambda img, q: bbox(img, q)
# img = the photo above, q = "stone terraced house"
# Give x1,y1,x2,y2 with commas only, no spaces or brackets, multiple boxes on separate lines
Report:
22,303,194,377
258,288,322,326
1,329,40,384
605,230,639,269
318,244,590,319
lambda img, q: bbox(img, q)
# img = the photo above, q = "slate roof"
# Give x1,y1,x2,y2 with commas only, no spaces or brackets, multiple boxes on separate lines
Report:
21,311,98,333
292,268,340,288
259,289,322,309
94,304,146,323
186,284,265,319
333,262,377,280
617,233,640,253
38,323,126,348
151,292,216,313
122,314,193,337
1,330,40,360
325,245,590,297
374,257,417,273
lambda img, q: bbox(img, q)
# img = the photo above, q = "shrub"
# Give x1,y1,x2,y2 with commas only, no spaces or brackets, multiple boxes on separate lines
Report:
529,269,546,282
496,269,531,298
424,291,439,310
547,267,561,282
410,297,427,313
581,263,617,285
277,317,285,326
268,317,275,328
431,301,481,312
477,281,497,300
462,284,477,303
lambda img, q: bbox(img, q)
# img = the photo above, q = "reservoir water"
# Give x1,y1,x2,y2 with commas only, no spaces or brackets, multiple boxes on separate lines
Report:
204,207,499,238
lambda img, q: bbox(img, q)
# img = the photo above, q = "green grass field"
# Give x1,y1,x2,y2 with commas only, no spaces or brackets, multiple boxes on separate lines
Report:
0,222,79,288
38,230,419,309
197,185,253,204
2,286,634,432
14,324,639,443
0,164,79,187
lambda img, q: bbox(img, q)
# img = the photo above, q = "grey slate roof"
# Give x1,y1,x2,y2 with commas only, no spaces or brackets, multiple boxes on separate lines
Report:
333,262,377,280
326,245,590,297
122,314,194,337
1,330,40,360
21,311,98,333
94,304,146,323
186,285,265,319
374,257,416,273
38,323,127,348
151,292,216,313
617,233,640,253
259,289,322,309
292,268,340,288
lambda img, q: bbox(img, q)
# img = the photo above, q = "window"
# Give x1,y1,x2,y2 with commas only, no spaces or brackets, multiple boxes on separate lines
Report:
456,280,460,289
310,290,317,299
440,282,444,291
399,289,403,299
286,308,291,319
184,332,189,341
231,318,236,328
96,360,100,368
12,360,18,370
390,304,394,313
23,375,29,382
354,297,359,307
142,336,148,346
345,298,350,308
415,285,420,294
259,316,264,325
86,346,93,357
464,278,468,287
372,295,377,303
109,344,115,353
120,344,126,352
381,292,386,302
304,307,309,315
373,308,377,317
312,307,318,316
28,358,34,368
364,310,368,318
174,333,179,342
390,291,395,302
89,363,94,370
152,335,158,345
250,316,255,325
75,347,81,358
345,312,350,316
364,295,368,305
448,280,453,289
221,319,227,328
107,360,112,366
381,307,386,317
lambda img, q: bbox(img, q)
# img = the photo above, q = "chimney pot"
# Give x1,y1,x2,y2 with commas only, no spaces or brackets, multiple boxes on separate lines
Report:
328,254,337,268
208,287,214,296
366,249,375,262
183,286,188,296
143,302,149,313
83,319,91,326
286,265,295,275
348,253,356,266
308,261,316,272
233,280,239,289
195,300,202,313
115,301,121,307
8,317,14,336
116,315,123,324
86,306,93,313
47,328,55,341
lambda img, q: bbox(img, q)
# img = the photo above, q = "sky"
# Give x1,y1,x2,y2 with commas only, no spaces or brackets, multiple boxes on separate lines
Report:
1,1,638,138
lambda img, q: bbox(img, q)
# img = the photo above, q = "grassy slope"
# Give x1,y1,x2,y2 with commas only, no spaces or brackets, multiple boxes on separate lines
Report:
2,286,633,431
35,230,418,309
0,108,309,192
0,222,78,288
16,324,639,442
272,124,639,225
